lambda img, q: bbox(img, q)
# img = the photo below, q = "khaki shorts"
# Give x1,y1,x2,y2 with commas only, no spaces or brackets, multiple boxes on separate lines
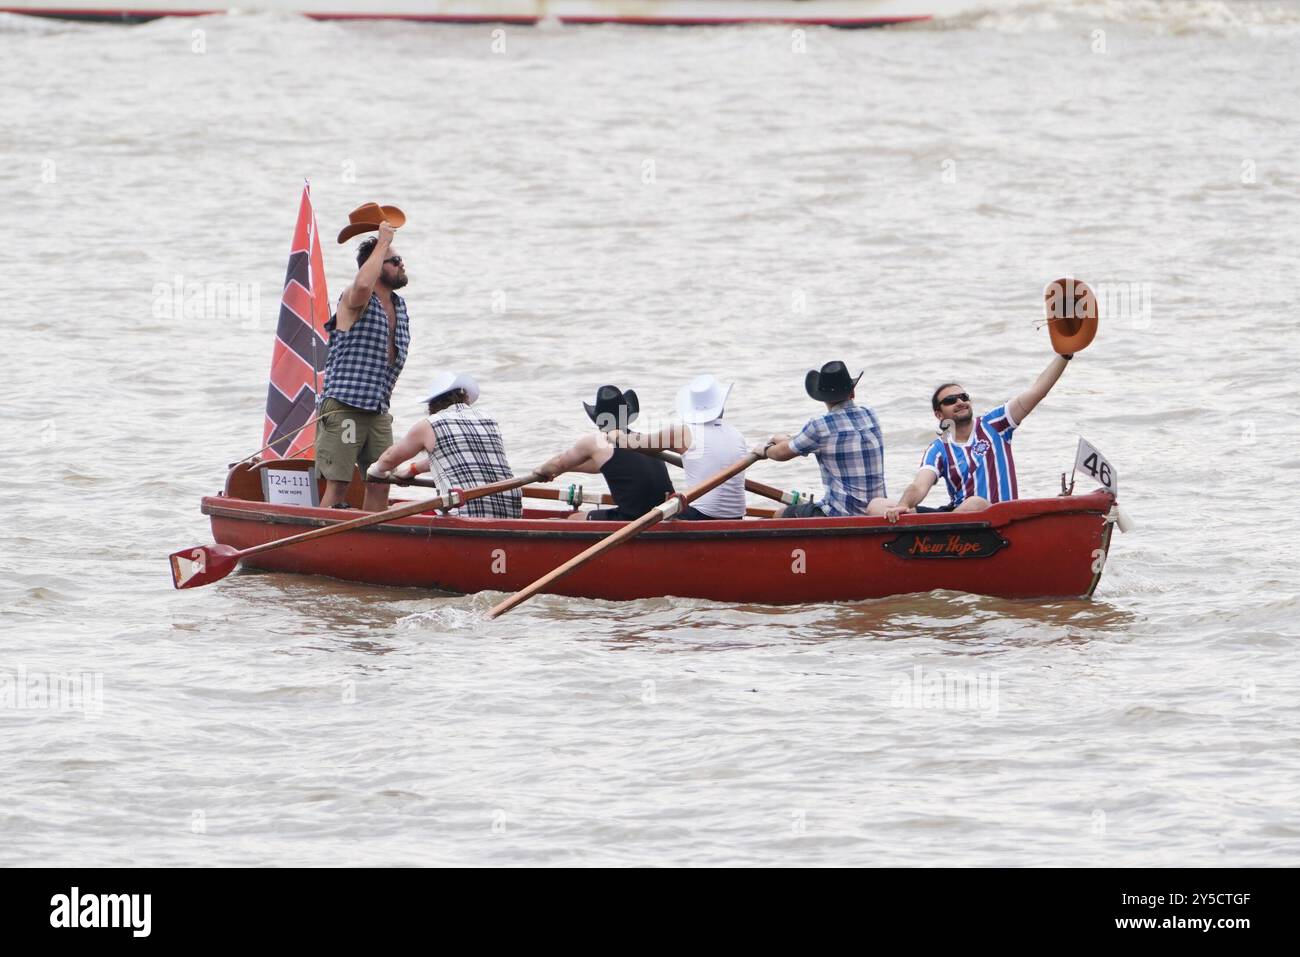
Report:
314,398,394,482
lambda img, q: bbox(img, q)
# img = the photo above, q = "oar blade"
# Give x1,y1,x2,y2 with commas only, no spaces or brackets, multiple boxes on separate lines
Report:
168,472,541,595
169,544,240,589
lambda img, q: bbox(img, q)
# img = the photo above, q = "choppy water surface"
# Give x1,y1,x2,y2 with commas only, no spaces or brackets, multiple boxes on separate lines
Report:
2,0,1299,865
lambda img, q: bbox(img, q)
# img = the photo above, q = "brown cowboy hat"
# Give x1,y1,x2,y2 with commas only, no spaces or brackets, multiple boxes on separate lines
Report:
337,202,406,244
1044,277,1098,355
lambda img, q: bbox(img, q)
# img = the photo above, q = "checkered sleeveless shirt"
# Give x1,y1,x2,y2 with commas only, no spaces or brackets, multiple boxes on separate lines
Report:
426,404,522,519
321,292,410,412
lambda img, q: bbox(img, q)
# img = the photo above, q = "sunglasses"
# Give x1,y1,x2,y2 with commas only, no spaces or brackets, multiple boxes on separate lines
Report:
938,392,970,407
384,255,403,267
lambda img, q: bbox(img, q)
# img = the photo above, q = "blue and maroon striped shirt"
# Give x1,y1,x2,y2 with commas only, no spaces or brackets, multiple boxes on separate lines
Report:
920,403,1019,506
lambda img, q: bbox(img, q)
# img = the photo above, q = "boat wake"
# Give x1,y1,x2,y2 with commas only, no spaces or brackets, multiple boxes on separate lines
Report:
396,601,495,634
0,11,94,33
912,0,1300,34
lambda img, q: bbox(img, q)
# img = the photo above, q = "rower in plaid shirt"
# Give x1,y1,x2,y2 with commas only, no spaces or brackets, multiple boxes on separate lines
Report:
366,372,522,519
753,361,886,518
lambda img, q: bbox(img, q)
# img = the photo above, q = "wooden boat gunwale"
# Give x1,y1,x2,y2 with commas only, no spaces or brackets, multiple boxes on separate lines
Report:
201,489,1115,542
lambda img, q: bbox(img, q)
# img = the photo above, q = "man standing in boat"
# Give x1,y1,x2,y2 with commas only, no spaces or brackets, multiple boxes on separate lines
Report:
752,360,886,518
869,278,1097,521
533,386,675,521
316,205,411,511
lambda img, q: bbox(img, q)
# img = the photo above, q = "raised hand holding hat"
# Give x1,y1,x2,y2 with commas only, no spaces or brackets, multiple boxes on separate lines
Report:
1044,277,1098,356
338,202,407,244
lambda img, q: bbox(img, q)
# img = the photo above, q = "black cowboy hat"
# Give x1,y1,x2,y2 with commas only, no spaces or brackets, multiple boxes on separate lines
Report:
583,385,640,430
805,361,864,403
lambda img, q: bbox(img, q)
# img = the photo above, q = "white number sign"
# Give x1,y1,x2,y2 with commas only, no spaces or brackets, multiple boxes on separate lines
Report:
1073,438,1118,494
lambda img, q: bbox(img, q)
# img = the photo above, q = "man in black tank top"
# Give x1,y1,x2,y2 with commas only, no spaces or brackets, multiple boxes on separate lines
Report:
533,386,674,521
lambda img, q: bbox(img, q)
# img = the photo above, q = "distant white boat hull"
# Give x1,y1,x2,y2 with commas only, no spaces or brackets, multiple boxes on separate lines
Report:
0,0,981,27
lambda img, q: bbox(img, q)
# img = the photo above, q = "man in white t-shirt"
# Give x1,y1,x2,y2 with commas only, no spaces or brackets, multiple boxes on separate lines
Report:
606,374,749,520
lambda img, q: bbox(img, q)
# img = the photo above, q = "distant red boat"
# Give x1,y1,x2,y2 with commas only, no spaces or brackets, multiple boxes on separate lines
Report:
199,459,1119,602
0,0,976,28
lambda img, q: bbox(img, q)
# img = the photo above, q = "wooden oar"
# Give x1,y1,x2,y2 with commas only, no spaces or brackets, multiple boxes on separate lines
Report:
380,473,777,517
379,474,615,507
376,474,612,507
169,472,540,590
653,449,813,508
518,485,773,517
487,454,759,619
522,486,612,506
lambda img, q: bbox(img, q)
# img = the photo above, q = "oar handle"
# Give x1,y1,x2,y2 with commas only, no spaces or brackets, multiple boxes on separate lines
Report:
488,453,759,619
522,485,613,507
405,475,754,514
744,476,794,503
239,471,540,560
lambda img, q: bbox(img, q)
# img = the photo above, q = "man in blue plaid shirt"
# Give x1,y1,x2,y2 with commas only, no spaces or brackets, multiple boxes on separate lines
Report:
753,361,886,518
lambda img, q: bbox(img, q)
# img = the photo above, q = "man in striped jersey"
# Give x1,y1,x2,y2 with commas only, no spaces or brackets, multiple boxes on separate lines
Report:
869,354,1073,521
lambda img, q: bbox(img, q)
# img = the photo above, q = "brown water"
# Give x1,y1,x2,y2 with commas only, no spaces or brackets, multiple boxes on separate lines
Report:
2,1,1299,865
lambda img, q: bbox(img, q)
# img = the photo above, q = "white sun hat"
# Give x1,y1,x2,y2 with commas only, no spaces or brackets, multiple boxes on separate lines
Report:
422,371,480,406
677,374,733,424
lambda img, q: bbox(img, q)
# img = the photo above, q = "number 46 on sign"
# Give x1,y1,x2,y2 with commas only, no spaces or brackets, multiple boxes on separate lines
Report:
1073,437,1117,494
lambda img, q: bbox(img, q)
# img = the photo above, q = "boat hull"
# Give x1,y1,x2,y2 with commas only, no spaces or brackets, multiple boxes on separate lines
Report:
202,491,1117,603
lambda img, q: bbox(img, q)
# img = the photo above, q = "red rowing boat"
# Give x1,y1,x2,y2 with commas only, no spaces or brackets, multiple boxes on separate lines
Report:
198,459,1119,602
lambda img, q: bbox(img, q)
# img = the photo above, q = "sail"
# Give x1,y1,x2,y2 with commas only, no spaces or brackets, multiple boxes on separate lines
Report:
263,182,330,458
